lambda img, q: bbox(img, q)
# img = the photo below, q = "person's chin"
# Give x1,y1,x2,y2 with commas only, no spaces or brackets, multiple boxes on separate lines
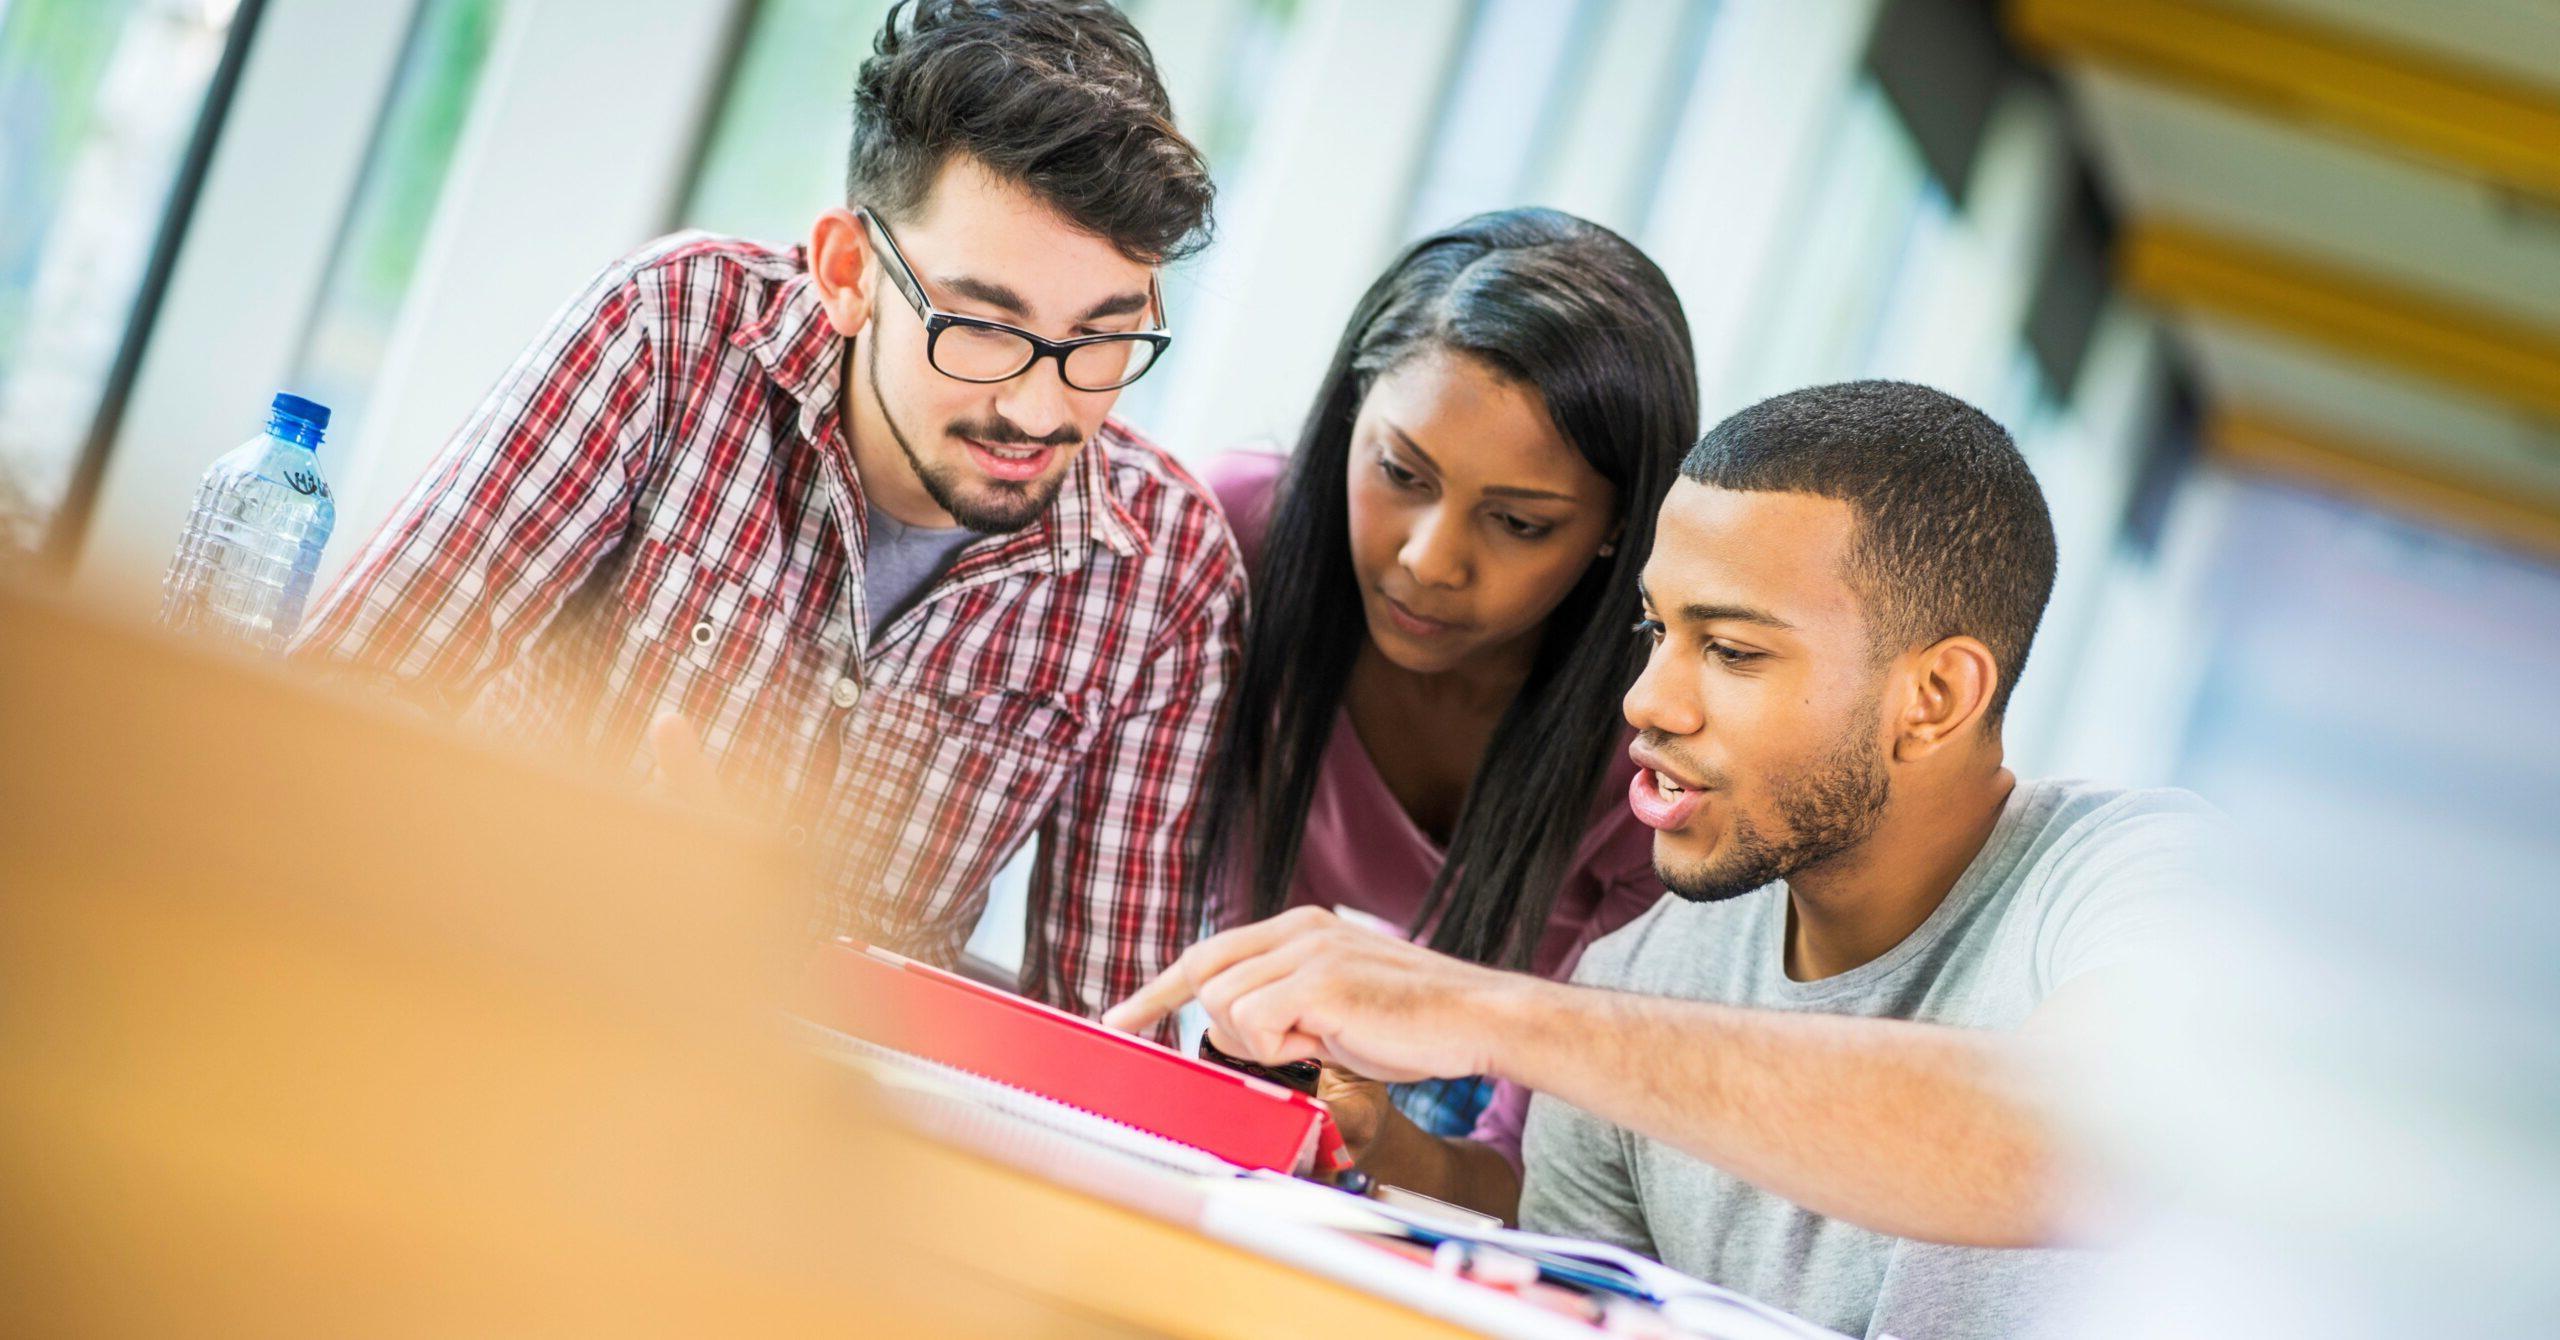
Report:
1367,629,1467,675
938,463,1069,532
1648,829,1735,899
1651,825,1714,869
1361,595,1476,672
1658,859,1762,905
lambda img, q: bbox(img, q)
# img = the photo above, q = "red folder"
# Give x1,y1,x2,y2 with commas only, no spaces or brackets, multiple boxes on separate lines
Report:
803,939,1345,1176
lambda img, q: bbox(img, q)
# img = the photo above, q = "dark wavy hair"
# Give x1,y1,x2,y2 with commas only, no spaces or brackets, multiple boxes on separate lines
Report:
1194,209,1699,968
846,0,1214,263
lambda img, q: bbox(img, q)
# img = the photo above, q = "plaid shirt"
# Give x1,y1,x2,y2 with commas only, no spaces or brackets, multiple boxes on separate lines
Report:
293,234,1244,1023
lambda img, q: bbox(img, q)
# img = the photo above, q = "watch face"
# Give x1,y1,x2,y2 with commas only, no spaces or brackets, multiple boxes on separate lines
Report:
1196,1034,1322,1095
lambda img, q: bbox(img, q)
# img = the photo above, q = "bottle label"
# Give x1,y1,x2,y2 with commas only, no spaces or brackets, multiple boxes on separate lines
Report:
284,466,330,499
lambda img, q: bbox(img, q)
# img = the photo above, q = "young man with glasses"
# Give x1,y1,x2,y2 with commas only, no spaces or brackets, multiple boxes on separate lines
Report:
294,0,1237,1026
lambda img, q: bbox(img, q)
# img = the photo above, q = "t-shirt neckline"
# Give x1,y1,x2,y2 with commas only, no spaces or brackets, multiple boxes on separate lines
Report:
1757,777,2048,1004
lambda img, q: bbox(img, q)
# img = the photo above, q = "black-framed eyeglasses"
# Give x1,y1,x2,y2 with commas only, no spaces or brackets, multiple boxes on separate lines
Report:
859,208,1171,393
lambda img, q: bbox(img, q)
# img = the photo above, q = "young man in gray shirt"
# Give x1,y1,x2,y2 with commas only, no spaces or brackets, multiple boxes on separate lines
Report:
1109,380,2223,1339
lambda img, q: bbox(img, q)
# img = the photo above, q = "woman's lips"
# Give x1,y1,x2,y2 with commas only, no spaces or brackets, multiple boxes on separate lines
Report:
1628,766,1707,831
1378,592,1462,640
961,436,1054,482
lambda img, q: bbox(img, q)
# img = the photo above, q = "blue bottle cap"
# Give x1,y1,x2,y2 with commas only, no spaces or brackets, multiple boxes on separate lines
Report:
268,392,331,449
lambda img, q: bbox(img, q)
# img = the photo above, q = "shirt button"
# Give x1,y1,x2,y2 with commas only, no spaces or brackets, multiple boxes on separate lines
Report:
830,677,861,710
784,824,808,848
689,620,716,647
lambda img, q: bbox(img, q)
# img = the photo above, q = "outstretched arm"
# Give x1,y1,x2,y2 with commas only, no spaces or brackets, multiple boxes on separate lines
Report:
1106,906,2080,1247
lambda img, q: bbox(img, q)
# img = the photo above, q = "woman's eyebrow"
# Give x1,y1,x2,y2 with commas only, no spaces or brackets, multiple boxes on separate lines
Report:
1387,426,1583,503
1384,424,1441,473
1484,482,1579,503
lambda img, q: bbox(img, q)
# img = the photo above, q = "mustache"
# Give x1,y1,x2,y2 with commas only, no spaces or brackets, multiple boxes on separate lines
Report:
1634,729,1723,788
949,416,1083,450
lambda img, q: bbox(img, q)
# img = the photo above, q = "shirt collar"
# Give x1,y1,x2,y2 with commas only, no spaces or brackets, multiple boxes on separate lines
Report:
729,257,845,450
730,255,1149,574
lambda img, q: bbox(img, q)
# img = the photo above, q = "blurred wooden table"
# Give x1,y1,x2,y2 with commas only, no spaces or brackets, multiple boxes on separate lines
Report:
0,583,1481,1338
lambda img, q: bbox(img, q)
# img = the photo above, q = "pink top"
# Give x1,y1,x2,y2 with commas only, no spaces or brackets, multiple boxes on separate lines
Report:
1202,451,1664,1165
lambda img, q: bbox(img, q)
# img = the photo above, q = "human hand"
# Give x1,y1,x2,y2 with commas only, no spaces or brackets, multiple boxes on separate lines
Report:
1315,1066,1394,1158
1102,906,1521,1084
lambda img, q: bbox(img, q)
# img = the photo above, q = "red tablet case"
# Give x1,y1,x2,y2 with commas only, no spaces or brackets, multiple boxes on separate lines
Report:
803,939,1345,1177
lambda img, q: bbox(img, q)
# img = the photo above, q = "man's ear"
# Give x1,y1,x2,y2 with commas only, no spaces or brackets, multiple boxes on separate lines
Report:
807,208,875,339
1890,635,2000,762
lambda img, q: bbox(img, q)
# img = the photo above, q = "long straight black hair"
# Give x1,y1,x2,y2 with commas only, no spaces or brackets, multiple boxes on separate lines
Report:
1193,208,1699,969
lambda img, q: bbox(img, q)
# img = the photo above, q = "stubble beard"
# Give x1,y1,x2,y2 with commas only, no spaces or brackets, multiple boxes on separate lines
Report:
865,334,1074,534
1658,710,1893,904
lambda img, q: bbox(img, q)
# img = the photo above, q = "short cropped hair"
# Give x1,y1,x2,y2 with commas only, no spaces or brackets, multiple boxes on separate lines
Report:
846,0,1215,264
1681,380,2057,723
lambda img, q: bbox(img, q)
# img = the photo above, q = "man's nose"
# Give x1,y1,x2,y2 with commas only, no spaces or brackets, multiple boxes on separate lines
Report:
994,357,1076,440
1624,644,1703,738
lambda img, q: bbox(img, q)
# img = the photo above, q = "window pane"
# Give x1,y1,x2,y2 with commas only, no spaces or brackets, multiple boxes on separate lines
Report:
1139,0,1300,178
1400,0,1596,238
1095,0,1302,437
287,0,501,437
0,0,237,564
1736,78,1931,401
679,0,892,243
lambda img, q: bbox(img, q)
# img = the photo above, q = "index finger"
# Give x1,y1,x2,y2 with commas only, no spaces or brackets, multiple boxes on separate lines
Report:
1102,959,1199,1036
1101,907,1334,1035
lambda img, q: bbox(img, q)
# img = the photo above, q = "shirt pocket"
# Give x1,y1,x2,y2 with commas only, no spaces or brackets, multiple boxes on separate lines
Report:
937,687,1108,766
611,541,788,747
835,685,1107,929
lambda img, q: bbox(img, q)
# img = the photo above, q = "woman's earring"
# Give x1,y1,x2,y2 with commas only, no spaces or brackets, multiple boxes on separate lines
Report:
1598,542,1617,557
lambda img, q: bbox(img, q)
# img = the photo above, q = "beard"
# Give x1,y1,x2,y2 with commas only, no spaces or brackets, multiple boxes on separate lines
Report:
866,333,1079,534
1657,712,1892,905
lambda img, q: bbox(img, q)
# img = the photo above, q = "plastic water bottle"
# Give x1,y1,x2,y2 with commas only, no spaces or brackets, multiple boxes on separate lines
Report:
160,392,337,654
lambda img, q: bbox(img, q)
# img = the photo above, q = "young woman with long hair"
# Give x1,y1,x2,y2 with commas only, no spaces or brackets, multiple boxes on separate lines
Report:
1195,207,1699,1217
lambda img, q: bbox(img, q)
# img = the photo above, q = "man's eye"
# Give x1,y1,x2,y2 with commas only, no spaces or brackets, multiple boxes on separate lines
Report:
1631,618,1665,643
1707,641,1764,667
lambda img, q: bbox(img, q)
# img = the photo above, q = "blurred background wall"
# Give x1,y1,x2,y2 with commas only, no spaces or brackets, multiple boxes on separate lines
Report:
3,2,2557,1327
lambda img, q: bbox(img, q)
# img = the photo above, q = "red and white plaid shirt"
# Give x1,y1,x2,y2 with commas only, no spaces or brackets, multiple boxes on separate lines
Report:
294,234,1244,1022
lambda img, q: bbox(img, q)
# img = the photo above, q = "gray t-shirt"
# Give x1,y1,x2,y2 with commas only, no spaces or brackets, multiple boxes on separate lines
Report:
863,502,977,636
1519,777,2224,1340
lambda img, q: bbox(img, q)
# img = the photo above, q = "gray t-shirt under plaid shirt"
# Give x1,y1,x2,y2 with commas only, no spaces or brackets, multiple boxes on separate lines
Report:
862,502,976,636
1519,777,2225,1340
